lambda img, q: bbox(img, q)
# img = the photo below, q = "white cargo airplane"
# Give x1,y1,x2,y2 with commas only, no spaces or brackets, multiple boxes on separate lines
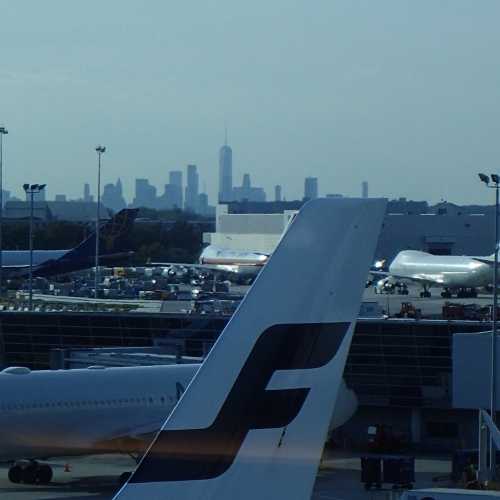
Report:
152,245,269,283
114,197,386,500
198,245,269,280
373,250,497,298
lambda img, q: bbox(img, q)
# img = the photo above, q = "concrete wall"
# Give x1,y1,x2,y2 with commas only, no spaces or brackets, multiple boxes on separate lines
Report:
208,233,282,254
218,213,286,235
205,205,294,253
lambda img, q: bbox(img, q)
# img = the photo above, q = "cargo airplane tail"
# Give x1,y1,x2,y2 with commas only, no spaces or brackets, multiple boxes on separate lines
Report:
5,208,139,278
114,197,386,500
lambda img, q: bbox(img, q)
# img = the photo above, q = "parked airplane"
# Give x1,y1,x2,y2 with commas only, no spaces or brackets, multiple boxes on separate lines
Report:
114,197,386,500
152,245,269,283
198,245,269,280
373,250,496,298
0,364,356,484
2,208,138,279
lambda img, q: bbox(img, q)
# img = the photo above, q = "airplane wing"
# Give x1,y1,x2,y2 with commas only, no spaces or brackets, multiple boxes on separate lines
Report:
94,419,167,453
472,257,496,266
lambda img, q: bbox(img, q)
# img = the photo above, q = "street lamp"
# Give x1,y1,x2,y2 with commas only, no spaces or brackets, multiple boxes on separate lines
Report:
0,126,8,298
95,145,106,300
23,183,46,311
479,172,499,477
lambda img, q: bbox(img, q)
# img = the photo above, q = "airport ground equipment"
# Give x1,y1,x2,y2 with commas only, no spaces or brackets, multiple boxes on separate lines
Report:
367,424,408,453
395,302,422,319
361,455,415,490
442,303,489,321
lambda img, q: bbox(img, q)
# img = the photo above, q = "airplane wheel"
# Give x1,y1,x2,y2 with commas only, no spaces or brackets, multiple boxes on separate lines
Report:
22,463,38,484
8,465,23,484
36,464,53,484
118,471,132,486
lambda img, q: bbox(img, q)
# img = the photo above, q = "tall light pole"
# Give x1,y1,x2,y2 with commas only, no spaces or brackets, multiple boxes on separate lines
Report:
479,172,499,478
95,145,105,300
23,183,46,311
0,126,8,299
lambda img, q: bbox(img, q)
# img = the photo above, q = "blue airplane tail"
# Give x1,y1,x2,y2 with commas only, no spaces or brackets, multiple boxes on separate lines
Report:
34,208,138,277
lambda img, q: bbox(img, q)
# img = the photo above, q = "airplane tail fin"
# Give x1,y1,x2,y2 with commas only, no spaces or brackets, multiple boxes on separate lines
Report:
63,208,138,261
33,209,138,277
114,198,386,500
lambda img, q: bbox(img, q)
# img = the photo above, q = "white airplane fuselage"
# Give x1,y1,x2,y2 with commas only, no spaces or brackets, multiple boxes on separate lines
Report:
198,245,269,279
0,365,195,461
0,363,356,463
389,250,492,289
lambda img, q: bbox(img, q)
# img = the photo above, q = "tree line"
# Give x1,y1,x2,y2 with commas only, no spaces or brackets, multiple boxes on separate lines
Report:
1,208,210,264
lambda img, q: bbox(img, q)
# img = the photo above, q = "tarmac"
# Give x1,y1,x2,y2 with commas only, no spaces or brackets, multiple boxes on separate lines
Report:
362,284,495,319
155,284,495,320
0,452,453,500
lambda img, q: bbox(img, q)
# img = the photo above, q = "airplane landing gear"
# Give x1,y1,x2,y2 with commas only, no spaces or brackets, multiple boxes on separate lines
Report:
8,461,53,485
419,287,431,298
441,289,452,299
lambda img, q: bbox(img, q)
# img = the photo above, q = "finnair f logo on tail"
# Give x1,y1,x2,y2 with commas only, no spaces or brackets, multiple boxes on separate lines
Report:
131,322,349,484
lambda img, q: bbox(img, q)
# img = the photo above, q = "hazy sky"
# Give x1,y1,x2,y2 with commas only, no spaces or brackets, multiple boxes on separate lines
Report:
1,0,499,204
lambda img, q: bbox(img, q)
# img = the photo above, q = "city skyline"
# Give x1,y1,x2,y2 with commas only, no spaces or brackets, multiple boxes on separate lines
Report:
1,2,499,206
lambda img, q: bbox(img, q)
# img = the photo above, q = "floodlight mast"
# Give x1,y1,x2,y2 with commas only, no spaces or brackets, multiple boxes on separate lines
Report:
0,126,8,298
478,172,499,479
22,183,46,311
94,145,106,300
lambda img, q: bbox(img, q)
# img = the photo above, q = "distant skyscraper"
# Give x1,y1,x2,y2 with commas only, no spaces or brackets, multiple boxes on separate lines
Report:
83,183,92,202
362,181,369,199
185,164,199,212
304,177,318,200
274,185,282,202
232,173,266,202
133,178,157,208
218,132,233,202
159,184,180,210
242,173,251,190
102,178,127,211
168,170,183,209
169,170,182,188
198,192,209,216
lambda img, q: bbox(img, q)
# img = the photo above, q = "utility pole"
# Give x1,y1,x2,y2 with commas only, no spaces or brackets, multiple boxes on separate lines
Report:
0,126,8,298
478,172,499,478
94,146,106,300
23,183,46,311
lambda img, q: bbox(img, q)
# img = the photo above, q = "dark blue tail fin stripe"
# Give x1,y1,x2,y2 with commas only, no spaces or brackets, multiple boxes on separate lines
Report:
130,321,349,483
